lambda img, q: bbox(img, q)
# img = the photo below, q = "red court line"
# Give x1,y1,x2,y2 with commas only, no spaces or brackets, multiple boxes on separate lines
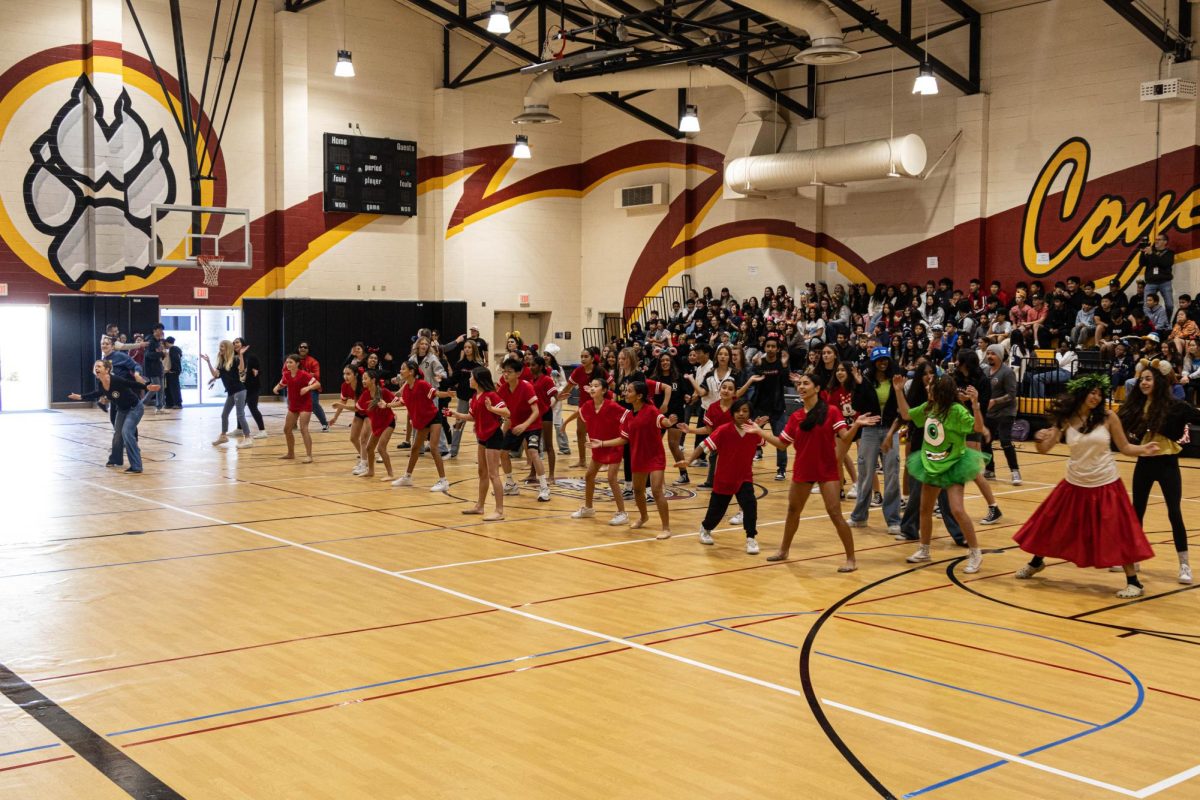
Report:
0,755,75,773
33,609,498,683
455,526,675,581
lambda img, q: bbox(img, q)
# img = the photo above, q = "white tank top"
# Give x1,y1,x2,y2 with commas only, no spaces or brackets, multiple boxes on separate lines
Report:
1065,423,1119,488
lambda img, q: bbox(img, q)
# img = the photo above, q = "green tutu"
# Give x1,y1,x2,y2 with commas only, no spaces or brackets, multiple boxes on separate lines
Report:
906,448,990,488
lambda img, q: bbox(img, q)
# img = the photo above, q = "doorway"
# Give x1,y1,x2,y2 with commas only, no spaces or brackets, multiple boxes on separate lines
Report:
0,305,49,411
493,312,548,363
161,307,243,405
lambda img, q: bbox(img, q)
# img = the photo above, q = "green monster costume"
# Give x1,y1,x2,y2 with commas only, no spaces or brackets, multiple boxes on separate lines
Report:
906,402,990,488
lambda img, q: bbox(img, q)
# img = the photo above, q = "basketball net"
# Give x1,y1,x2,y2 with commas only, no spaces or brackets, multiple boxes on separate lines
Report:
197,254,222,287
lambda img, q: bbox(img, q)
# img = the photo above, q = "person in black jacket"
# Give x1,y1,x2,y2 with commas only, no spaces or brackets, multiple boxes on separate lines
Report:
847,347,902,533
955,350,1003,524
68,360,159,472
143,324,166,412
235,337,267,438
163,337,184,408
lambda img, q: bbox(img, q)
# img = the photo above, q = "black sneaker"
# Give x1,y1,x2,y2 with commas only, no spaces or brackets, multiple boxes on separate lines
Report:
697,482,713,490
871,491,883,507
982,470,996,480
775,469,786,481
754,449,764,461
980,505,1002,525
397,441,411,450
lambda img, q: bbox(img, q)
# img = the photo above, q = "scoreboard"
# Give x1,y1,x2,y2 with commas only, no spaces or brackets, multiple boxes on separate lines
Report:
323,133,417,216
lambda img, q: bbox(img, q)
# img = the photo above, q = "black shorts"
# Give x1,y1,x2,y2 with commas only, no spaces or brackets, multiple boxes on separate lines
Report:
541,410,553,423
355,411,368,420
966,432,983,444
504,428,542,454
482,430,506,450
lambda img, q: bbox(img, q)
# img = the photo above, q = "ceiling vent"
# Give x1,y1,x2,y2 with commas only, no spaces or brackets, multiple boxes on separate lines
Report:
615,184,665,209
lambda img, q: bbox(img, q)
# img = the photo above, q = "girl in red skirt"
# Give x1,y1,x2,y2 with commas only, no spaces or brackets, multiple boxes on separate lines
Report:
590,381,677,538
1015,374,1159,597
762,374,879,571
565,377,628,526
446,366,509,521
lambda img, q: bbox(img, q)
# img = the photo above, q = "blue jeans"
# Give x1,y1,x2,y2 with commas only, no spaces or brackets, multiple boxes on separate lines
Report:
763,411,787,472
899,472,964,543
1029,368,1072,398
111,402,145,471
449,397,471,456
144,376,164,410
1145,281,1174,316
221,389,250,436
850,426,901,525
310,391,328,427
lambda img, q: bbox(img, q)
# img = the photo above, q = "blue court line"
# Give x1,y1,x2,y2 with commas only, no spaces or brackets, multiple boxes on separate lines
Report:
704,622,1099,727
0,742,61,759
829,612,1145,798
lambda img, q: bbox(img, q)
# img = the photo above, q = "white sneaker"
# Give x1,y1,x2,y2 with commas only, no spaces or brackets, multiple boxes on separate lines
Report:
352,461,367,476
253,430,268,439
730,512,744,526
571,507,596,519
211,434,228,446
964,548,983,574
504,481,520,496
430,478,450,493
391,475,414,487
1116,583,1144,598
537,486,551,502
745,538,760,555
1180,563,1194,585
1015,563,1045,579
906,545,931,563
811,483,821,494
847,519,867,528
846,486,859,500
887,524,901,534
236,437,253,448
1011,470,1023,486
699,529,714,545
608,512,629,526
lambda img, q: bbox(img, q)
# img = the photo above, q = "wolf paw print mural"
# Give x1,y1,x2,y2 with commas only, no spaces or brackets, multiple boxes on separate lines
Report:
0,43,225,296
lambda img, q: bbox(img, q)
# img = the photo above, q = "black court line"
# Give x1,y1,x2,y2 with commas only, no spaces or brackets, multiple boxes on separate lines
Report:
1069,583,1200,619
0,663,183,798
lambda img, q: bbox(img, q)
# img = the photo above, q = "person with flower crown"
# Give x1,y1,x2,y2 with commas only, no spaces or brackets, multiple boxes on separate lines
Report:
1013,373,1159,597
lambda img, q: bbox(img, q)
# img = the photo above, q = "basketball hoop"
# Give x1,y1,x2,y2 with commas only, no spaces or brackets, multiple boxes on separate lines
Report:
197,254,222,287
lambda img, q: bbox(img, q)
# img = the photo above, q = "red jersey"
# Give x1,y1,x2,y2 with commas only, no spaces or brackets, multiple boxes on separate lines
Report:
520,366,534,382
469,391,506,442
400,379,439,429
357,388,396,436
619,401,666,472
497,378,539,431
531,374,558,417
779,403,847,484
579,398,625,465
569,365,611,398
822,386,856,422
340,380,356,402
299,355,321,380
703,402,733,431
702,422,760,494
280,369,316,413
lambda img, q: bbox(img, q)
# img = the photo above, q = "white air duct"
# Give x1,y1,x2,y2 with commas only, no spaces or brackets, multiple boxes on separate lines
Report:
736,0,859,65
514,63,774,124
724,134,927,194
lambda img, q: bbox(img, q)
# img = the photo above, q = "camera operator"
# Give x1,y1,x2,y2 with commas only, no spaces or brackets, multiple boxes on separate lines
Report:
1139,233,1175,317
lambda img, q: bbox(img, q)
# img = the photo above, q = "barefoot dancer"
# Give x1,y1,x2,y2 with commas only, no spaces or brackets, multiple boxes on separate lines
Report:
446,366,509,521
762,374,878,571
272,354,319,463
356,369,396,480
594,381,676,538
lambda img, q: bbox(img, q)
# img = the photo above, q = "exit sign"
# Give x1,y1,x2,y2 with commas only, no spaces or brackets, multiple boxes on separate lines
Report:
0,283,8,296
193,286,210,300
518,293,530,307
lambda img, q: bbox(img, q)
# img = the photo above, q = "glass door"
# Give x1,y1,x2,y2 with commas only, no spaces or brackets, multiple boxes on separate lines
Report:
161,307,243,405
0,305,49,411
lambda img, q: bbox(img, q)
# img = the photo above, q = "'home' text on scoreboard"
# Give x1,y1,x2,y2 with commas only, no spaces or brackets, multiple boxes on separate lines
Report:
323,133,417,216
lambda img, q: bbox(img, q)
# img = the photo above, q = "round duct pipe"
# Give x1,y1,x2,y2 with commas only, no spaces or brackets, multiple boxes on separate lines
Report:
724,134,927,192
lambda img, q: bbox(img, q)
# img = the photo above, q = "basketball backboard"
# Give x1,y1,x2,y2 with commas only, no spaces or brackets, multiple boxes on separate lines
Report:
150,204,251,269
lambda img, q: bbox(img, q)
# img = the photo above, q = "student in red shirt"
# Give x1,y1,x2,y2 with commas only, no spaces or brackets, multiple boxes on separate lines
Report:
567,347,607,469
391,359,453,492
760,373,879,572
330,365,371,476
352,369,396,480
592,380,677,538
498,357,550,502
447,366,509,521
676,398,762,554
272,353,320,463
822,361,861,498
565,377,628,526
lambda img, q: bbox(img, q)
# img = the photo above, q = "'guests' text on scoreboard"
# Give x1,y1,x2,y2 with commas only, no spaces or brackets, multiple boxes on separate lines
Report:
323,133,417,215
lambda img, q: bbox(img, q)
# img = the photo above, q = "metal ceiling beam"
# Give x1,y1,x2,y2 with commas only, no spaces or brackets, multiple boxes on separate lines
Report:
1100,0,1191,61
284,0,329,10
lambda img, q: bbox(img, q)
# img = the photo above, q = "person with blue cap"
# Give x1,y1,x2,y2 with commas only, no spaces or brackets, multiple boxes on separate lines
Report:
846,346,903,533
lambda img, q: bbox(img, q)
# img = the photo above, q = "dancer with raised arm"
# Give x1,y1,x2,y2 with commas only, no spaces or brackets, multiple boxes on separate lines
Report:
566,377,629,526
273,354,319,463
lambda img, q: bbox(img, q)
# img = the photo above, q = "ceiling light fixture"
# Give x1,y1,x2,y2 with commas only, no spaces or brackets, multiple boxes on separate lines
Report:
487,1,511,34
911,3,938,95
679,103,700,133
513,134,531,159
335,0,354,77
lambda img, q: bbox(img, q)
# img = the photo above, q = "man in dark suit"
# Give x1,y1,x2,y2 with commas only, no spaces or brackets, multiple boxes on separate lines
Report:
163,336,184,408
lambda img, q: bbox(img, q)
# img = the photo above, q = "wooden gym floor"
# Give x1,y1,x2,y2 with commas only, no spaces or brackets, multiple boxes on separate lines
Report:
2,402,1200,799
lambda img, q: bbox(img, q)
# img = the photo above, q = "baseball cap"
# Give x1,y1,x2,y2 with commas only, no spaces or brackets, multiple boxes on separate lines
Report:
870,347,892,362
1145,332,1161,343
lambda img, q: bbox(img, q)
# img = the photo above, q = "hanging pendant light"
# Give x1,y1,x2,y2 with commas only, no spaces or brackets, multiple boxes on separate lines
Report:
912,63,938,95
679,104,700,133
487,1,511,34
513,134,531,159
335,50,355,78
